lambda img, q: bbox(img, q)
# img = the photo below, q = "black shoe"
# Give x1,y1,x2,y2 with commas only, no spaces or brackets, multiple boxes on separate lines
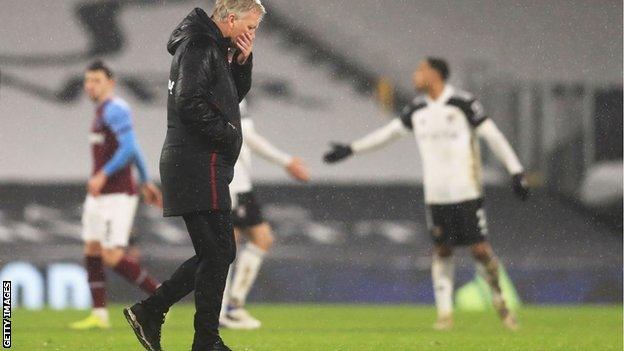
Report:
205,337,232,351
123,303,166,351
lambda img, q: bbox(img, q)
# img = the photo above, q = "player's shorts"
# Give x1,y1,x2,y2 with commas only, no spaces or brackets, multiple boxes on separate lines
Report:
425,198,488,247
81,193,139,248
231,191,265,229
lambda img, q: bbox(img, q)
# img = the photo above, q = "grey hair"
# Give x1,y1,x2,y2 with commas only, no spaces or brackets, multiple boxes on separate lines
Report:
212,0,266,21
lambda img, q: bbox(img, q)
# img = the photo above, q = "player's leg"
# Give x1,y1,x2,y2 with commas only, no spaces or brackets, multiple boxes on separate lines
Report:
220,251,235,319
229,223,273,308
220,227,241,320
461,198,518,330
70,242,111,329
84,241,107,314
103,247,160,294
426,203,456,330
220,192,244,318
221,192,270,329
224,223,273,329
71,195,110,329
432,244,455,330
470,241,518,330
79,241,110,328
103,194,160,294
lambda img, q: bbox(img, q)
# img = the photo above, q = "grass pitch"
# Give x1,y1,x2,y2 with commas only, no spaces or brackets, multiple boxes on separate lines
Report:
10,304,622,351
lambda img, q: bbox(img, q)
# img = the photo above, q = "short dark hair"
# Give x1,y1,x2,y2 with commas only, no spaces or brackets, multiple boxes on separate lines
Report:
426,57,449,81
86,60,114,79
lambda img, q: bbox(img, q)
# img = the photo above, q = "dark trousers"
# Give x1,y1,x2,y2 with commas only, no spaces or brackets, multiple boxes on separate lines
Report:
142,210,236,350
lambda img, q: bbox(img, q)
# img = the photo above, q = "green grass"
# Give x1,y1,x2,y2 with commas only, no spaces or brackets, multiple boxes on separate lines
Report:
10,304,623,351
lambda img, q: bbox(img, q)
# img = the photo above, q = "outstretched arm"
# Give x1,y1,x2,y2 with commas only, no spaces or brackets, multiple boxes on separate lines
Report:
476,119,523,175
243,120,310,181
324,119,409,163
243,120,292,167
351,119,409,154
477,119,529,200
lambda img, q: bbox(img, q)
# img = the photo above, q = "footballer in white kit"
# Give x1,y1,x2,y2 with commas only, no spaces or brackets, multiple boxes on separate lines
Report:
220,100,310,329
324,57,529,331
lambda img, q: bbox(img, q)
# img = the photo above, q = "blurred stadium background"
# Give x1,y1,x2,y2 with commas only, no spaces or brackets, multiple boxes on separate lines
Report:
0,0,621,318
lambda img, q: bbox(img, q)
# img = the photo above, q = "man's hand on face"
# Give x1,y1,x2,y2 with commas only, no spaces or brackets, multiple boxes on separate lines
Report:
236,32,254,65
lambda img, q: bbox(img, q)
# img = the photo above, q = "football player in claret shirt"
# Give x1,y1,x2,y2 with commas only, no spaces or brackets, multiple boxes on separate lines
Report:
324,57,529,331
70,60,163,330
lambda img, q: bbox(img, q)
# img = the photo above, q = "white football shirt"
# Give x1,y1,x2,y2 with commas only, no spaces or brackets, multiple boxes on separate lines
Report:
351,85,523,205
401,85,487,204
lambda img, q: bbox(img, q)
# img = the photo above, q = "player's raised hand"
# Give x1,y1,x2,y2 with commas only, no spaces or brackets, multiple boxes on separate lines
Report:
141,182,163,208
323,142,353,163
511,172,529,201
87,171,107,197
235,32,254,65
286,157,310,182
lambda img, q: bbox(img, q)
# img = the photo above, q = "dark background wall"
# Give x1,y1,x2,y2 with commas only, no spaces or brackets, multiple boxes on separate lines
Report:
0,183,620,305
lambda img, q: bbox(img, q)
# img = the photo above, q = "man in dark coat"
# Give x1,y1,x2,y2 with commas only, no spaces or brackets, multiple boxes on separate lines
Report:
124,2,265,350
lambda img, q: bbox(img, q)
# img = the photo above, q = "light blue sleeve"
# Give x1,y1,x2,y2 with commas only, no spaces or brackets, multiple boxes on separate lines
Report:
133,144,149,183
101,102,150,182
